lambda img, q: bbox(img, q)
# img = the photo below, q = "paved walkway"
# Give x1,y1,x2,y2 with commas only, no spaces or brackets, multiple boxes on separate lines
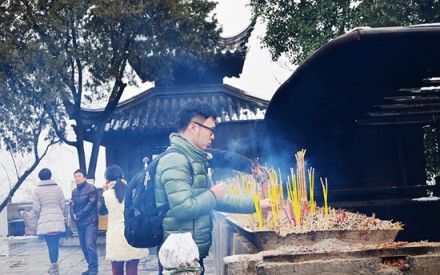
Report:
0,237,215,274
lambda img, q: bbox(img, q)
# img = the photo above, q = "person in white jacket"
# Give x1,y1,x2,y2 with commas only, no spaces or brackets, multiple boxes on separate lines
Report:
31,168,66,275
100,165,148,275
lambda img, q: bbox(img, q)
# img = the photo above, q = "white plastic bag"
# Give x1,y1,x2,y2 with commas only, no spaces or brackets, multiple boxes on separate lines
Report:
158,232,203,275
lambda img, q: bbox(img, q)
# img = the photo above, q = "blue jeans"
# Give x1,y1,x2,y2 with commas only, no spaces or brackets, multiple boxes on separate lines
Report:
77,223,98,272
44,234,61,263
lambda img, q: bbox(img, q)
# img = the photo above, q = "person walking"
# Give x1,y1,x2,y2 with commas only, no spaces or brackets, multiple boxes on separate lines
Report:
31,168,66,275
154,101,270,274
100,164,148,275
71,169,99,275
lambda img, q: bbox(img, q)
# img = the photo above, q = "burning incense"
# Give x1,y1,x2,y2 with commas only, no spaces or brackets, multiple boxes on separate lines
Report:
268,170,280,228
295,149,308,204
253,194,263,230
227,149,403,236
278,168,284,200
289,168,301,225
308,167,316,214
320,177,329,215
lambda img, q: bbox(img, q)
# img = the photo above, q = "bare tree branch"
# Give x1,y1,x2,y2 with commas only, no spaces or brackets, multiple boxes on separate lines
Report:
8,151,19,181
0,161,12,190
0,137,61,213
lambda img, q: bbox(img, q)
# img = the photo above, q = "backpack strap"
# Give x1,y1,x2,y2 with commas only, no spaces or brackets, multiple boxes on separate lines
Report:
152,147,195,215
130,147,196,216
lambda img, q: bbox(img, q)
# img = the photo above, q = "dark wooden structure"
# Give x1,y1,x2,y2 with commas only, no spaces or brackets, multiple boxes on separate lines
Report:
81,24,268,179
264,24,440,241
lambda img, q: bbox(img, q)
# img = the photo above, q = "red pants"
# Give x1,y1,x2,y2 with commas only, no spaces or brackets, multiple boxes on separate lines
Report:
111,259,139,275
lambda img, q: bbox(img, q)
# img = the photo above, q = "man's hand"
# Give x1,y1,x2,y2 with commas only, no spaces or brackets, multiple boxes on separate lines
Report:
259,198,271,211
210,181,227,200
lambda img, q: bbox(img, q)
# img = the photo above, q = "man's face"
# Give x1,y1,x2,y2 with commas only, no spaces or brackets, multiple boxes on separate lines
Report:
74,172,87,185
191,117,216,150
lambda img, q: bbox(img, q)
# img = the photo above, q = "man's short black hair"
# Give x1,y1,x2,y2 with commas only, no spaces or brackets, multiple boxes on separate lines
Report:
73,168,86,177
38,168,52,180
177,101,217,131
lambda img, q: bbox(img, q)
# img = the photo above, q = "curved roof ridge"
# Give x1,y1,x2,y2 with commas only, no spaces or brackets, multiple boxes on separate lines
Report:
82,83,268,114
219,19,256,51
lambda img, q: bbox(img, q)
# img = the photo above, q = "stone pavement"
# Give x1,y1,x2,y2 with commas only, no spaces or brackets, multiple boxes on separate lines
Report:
0,236,215,274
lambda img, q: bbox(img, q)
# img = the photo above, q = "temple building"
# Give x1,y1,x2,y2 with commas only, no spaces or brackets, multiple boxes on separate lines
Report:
81,23,268,179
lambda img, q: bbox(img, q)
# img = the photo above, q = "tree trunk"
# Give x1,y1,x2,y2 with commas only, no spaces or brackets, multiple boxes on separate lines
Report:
87,123,105,180
87,80,126,179
73,121,87,172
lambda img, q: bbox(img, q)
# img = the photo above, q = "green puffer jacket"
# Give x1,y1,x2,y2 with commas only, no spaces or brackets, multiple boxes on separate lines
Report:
155,134,255,258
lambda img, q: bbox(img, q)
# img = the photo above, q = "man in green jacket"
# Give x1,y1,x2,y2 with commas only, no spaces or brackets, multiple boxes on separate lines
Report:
155,101,270,274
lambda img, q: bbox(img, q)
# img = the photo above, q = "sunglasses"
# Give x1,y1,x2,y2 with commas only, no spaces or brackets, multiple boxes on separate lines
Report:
191,121,216,135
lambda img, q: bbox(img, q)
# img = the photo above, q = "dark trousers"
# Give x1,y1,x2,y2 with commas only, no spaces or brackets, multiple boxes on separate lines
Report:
111,259,139,275
77,223,98,272
44,234,61,263
158,257,204,275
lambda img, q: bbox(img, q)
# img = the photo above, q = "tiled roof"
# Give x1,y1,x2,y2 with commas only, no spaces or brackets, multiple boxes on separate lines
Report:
82,84,268,134
357,78,440,125
218,20,255,54
266,24,440,128
129,21,256,84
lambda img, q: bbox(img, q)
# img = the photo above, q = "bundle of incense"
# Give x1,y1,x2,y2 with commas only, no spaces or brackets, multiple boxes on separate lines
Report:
287,169,301,225
227,176,241,196
295,149,308,204
268,170,280,228
234,149,333,230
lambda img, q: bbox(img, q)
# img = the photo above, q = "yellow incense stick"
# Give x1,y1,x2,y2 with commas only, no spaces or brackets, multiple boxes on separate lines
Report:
320,177,329,215
308,167,316,214
253,195,263,230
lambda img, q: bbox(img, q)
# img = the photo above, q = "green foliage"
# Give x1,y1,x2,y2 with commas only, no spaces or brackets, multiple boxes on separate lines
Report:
424,125,440,179
1,0,222,109
250,0,440,64
0,3,65,154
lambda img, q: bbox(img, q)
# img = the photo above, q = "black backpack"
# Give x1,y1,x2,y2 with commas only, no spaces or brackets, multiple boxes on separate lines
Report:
124,148,193,248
